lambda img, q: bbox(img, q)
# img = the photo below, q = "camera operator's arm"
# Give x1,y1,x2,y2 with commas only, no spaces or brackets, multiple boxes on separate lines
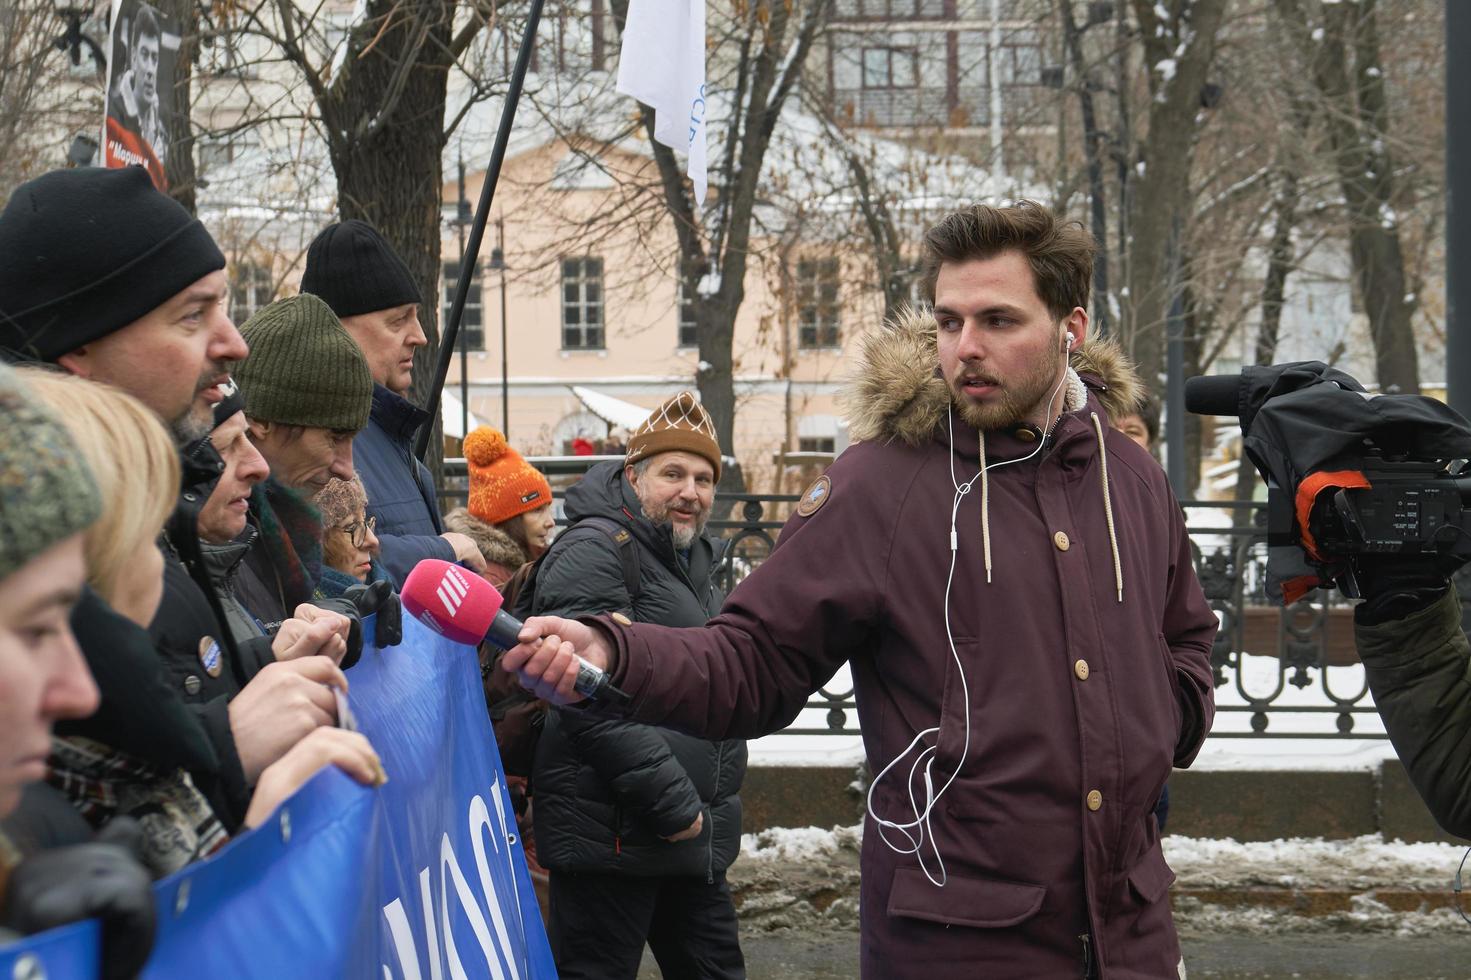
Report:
1354,583,1471,837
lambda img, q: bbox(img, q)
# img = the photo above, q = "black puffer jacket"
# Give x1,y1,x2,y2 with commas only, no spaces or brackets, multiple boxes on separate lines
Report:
530,461,747,878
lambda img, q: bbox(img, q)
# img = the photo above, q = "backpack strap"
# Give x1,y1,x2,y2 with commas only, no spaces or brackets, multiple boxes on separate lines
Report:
572,516,641,603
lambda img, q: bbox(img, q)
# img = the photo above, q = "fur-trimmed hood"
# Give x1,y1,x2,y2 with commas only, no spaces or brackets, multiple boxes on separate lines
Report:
839,305,1143,447
444,507,529,572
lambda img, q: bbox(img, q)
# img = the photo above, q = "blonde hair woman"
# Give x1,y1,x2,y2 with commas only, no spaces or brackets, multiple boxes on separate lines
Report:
20,369,386,875
17,369,178,626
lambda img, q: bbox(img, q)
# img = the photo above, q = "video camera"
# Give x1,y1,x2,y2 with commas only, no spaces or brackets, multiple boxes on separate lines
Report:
1185,362,1471,604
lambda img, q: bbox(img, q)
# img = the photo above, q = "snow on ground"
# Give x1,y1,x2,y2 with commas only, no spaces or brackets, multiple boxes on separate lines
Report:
743,823,1465,891
1164,835,1467,891
736,825,1471,936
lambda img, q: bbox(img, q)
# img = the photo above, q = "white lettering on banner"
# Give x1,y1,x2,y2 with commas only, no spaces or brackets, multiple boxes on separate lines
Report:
469,793,523,972
380,783,528,980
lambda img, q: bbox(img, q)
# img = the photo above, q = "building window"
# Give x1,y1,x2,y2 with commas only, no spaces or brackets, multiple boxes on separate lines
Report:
562,256,604,349
677,270,698,348
441,259,484,350
862,47,917,89
230,262,274,322
834,0,946,21
797,258,841,349
798,436,836,453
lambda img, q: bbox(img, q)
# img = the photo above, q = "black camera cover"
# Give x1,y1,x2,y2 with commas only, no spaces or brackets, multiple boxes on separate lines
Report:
1217,361,1471,603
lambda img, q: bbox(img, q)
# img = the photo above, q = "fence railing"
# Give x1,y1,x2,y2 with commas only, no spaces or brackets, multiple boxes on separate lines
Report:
441,458,1408,739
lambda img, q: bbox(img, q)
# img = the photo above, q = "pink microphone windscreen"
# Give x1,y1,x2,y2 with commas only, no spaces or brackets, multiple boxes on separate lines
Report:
400,558,502,647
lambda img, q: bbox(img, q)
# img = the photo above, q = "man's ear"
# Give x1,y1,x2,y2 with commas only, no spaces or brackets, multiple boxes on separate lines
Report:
1063,307,1090,351
246,418,271,443
54,348,92,379
624,463,640,491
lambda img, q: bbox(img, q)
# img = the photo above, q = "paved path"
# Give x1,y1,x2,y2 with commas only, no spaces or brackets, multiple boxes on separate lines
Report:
638,929,1471,978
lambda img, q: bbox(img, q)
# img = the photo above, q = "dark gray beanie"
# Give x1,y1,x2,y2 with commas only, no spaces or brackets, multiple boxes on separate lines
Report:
234,295,373,432
301,219,421,318
0,362,102,578
0,166,225,363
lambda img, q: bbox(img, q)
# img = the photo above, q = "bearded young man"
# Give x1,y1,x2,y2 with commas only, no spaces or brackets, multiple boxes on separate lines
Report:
503,202,1216,979
524,392,748,980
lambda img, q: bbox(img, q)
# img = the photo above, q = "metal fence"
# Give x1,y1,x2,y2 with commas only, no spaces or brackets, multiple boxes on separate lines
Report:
441,458,1396,739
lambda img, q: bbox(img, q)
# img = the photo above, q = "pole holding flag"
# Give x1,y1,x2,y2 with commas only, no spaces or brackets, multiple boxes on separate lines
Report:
616,0,708,205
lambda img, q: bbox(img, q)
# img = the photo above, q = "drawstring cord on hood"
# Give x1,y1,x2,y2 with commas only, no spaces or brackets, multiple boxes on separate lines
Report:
973,366,1081,584
1090,413,1125,603
968,371,1125,601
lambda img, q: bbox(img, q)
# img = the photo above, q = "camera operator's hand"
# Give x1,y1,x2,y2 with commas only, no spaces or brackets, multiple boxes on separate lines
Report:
1350,555,1459,626
341,579,403,648
2,818,156,980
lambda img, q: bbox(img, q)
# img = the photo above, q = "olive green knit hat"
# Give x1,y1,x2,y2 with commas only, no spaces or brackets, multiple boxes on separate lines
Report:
234,294,374,432
0,362,102,578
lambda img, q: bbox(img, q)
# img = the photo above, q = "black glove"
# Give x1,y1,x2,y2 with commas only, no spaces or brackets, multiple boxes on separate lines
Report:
309,596,364,670
2,818,156,980
1348,555,1458,626
342,579,403,648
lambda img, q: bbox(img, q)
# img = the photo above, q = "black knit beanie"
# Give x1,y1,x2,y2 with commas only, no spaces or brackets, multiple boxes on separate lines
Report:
0,166,226,363
301,219,421,318
211,377,246,430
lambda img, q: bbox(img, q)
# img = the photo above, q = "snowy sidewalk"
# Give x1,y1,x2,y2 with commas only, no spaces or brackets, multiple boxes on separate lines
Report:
731,824,1471,936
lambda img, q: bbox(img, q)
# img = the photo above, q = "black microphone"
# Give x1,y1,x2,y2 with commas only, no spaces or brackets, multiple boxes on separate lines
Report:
1184,374,1244,417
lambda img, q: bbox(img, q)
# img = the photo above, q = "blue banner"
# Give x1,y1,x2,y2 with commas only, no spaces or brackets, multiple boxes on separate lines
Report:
0,616,556,979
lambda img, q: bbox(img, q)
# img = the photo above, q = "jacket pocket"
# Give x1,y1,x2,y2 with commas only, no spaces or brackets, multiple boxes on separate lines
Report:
1126,844,1177,906
887,866,1046,929
1155,632,1182,734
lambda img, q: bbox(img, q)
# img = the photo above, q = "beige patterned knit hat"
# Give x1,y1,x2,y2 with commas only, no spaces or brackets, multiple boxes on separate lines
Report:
0,362,101,578
625,391,722,481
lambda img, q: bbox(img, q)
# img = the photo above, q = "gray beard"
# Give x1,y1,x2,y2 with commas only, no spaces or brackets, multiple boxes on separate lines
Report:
171,404,212,446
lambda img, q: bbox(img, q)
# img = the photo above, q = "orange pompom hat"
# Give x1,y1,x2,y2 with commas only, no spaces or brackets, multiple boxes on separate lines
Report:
464,426,553,526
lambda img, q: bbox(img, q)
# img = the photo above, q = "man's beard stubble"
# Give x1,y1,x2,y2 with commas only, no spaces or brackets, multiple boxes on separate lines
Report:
950,351,1066,433
638,494,710,550
170,363,230,446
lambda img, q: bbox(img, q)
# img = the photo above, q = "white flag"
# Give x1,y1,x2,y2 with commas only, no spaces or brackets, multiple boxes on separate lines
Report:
616,0,707,206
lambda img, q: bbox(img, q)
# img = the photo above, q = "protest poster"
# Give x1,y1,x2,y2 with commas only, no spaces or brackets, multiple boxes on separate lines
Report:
102,0,179,190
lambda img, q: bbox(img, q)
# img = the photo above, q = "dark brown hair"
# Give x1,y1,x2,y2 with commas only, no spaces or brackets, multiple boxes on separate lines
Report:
918,200,1096,322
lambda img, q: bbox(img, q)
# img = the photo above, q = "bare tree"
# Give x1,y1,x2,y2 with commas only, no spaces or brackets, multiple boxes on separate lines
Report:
1275,0,1419,393
602,0,833,484
1122,0,1228,384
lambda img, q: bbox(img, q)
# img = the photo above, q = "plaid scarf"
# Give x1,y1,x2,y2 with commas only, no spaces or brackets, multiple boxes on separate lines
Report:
46,736,228,878
250,477,325,612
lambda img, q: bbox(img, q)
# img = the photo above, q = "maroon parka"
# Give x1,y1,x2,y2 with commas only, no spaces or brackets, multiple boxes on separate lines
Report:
596,312,1217,979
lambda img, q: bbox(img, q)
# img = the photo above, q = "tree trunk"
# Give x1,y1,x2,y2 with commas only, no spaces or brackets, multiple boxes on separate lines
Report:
321,0,455,479
1059,0,1109,334
1123,0,1227,385
160,0,199,214
1234,168,1302,502
1276,0,1419,394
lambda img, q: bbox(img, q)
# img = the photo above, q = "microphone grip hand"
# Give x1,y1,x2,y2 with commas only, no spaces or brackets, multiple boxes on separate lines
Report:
501,616,620,705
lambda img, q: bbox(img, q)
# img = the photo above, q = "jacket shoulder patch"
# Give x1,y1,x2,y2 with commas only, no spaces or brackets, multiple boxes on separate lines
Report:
796,475,832,517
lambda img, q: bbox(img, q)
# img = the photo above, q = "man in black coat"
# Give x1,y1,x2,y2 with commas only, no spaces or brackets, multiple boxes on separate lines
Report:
529,391,747,980
0,167,353,827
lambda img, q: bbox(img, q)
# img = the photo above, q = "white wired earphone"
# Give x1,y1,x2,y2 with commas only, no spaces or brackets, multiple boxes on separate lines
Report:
863,325,1075,887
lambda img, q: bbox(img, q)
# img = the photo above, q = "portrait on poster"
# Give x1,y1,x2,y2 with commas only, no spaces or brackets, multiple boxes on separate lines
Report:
103,0,179,190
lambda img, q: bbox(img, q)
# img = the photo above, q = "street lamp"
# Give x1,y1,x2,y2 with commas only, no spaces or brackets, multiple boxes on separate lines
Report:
486,218,509,434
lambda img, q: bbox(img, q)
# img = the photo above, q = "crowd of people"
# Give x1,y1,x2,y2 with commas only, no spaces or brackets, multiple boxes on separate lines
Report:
4,163,1471,980
0,162,754,977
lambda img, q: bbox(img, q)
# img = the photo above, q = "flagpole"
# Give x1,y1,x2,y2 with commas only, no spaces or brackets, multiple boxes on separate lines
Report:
416,0,546,461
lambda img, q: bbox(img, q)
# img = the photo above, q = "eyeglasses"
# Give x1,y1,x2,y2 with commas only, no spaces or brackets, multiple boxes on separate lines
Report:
339,515,377,548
